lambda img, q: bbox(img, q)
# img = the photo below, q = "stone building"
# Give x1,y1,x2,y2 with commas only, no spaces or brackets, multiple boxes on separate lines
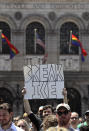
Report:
0,0,89,116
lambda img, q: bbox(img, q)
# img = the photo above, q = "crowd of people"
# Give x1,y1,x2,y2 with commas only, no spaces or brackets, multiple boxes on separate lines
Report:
0,88,89,131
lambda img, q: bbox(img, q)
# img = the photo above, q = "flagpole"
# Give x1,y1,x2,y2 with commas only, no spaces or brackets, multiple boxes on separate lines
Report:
69,30,72,53
34,28,37,54
0,29,2,54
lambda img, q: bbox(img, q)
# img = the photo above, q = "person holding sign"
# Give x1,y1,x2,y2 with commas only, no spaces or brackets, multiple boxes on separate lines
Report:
22,88,68,131
23,91,53,131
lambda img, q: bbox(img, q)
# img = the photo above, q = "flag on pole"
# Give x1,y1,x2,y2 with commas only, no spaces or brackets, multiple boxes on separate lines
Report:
35,31,48,63
0,30,2,53
1,33,19,59
72,34,87,61
42,53,48,64
36,32,45,49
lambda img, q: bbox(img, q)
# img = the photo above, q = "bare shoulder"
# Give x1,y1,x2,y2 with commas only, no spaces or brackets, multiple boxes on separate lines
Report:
15,126,24,131
46,126,69,131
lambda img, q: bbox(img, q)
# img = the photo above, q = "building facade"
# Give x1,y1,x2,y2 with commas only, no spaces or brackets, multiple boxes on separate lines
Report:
0,0,89,116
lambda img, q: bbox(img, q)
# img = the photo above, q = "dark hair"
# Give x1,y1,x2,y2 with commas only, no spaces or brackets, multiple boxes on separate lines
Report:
80,126,89,131
43,105,53,112
0,103,13,113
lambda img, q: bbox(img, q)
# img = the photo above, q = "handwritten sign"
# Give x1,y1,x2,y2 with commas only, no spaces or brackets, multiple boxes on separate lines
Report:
24,64,64,99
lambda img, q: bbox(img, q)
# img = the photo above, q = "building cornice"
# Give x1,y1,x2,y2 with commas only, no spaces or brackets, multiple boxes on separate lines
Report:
0,0,89,2
64,71,89,81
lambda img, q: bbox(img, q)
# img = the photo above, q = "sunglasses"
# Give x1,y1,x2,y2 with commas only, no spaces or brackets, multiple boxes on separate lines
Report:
57,110,69,116
86,113,89,116
18,125,25,128
71,117,78,120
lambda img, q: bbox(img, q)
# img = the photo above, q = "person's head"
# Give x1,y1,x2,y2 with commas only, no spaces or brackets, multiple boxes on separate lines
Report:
85,110,89,122
37,106,44,119
13,115,21,125
79,117,83,124
56,103,71,127
0,103,13,128
42,114,58,130
70,112,79,127
42,105,53,118
16,119,29,131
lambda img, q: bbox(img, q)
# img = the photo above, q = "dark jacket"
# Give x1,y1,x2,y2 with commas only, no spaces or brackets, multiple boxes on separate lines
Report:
28,113,42,131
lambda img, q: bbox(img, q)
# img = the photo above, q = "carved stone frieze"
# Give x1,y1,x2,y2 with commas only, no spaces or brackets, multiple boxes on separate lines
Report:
48,12,56,21
82,12,89,21
80,29,89,35
0,0,88,2
0,55,11,71
0,1,88,10
59,55,80,71
14,12,22,20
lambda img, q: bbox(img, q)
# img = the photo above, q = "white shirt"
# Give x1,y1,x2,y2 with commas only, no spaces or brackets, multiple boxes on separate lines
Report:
0,122,24,131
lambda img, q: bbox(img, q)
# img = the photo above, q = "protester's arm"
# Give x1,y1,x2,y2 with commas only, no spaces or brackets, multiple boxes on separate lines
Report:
23,99,32,114
22,88,32,114
62,88,68,104
23,99,42,130
22,88,42,130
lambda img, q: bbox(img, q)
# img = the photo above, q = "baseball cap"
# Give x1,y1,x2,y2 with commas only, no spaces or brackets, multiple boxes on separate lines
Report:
56,103,70,111
85,110,89,115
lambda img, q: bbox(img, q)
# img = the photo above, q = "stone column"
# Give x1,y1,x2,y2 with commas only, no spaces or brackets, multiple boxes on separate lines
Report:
80,84,89,116
46,29,59,64
11,30,25,70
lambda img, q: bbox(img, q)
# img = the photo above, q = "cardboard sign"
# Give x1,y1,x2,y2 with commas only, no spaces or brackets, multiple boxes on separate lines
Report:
24,64,64,99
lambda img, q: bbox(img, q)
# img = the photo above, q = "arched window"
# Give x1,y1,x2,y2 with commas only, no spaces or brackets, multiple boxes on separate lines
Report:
26,22,45,55
67,88,81,116
0,88,13,105
60,22,79,54
0,21,11,54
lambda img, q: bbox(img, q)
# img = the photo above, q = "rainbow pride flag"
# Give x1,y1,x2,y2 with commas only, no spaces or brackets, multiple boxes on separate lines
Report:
2,33,19,59
72,34,87,61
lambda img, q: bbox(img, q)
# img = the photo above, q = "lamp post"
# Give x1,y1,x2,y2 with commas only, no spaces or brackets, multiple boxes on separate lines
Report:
34,28,37,54
0,29,2,53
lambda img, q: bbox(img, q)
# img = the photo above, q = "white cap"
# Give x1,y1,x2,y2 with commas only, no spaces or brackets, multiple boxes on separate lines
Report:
56,103,70,111
85,110,89,115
